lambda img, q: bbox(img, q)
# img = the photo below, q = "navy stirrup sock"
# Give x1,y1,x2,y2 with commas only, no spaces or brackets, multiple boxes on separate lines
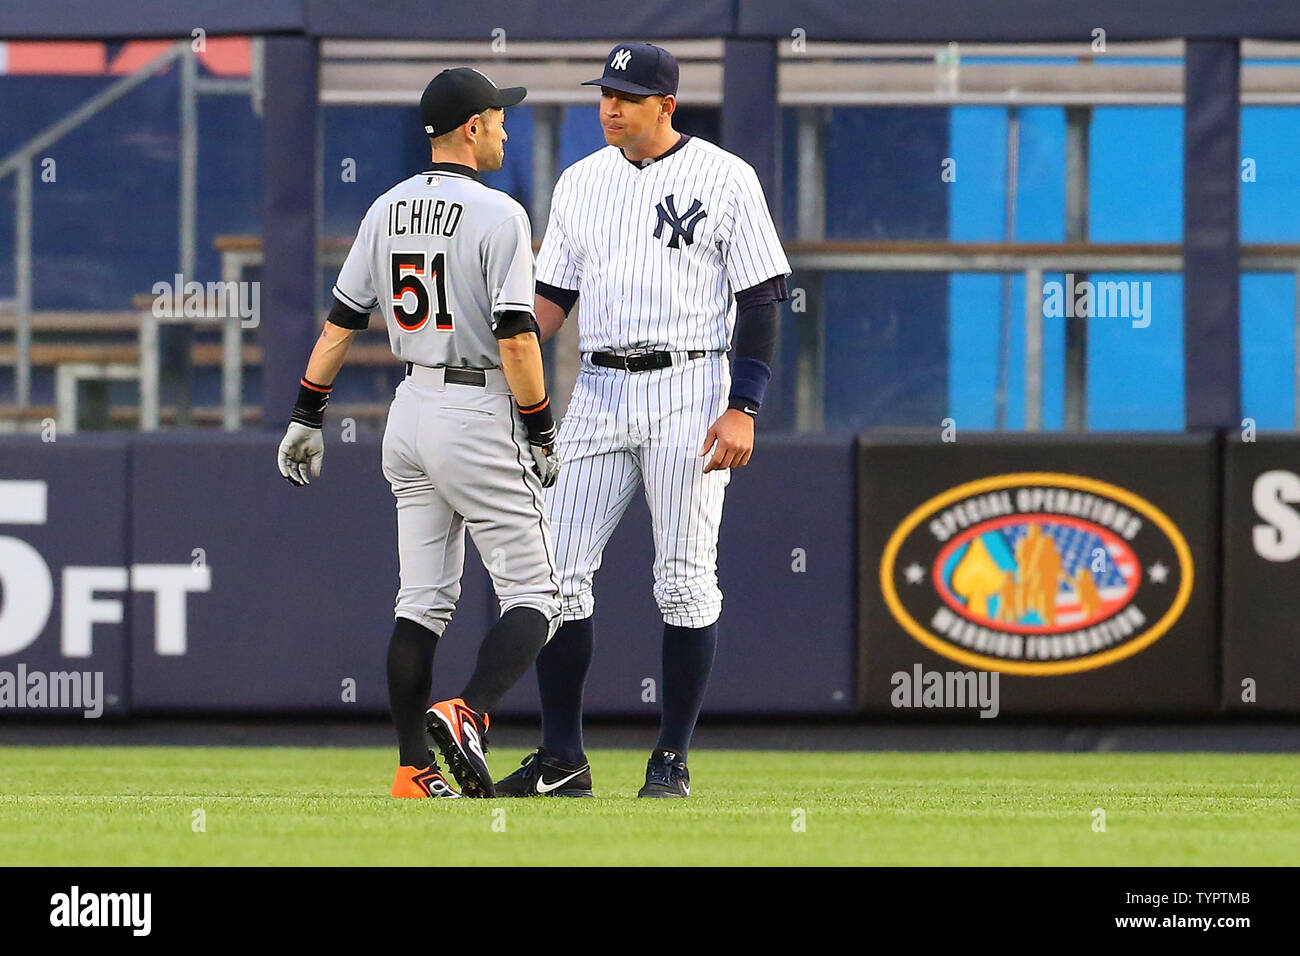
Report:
536,617,595,765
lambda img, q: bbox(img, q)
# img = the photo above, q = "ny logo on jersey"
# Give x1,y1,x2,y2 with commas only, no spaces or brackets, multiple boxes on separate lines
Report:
653,195,707,249
611,49,632,70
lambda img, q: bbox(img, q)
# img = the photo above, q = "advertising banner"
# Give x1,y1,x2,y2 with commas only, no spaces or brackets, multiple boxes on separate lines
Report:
858,435,1219,716
0,437,131,719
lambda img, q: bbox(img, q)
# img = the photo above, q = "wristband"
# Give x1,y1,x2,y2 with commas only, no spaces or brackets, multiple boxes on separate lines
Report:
291,377,332,428
728,356,771,413
517,396,556,445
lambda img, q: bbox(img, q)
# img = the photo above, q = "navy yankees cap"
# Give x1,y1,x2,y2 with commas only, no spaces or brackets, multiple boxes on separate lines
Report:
420,68,526,138
582,42,679,97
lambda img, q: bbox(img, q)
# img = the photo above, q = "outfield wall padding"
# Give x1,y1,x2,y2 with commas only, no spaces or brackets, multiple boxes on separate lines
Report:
0,438,132,717
6,430,1293,720
0,433,855,719
1222,435,1300,714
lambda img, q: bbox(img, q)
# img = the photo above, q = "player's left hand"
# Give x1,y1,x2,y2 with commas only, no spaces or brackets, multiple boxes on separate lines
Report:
278,422,324,486
700,409,754,473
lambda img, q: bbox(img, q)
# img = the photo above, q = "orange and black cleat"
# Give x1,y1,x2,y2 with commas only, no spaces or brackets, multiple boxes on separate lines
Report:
425,698,494,797
391,763,461,799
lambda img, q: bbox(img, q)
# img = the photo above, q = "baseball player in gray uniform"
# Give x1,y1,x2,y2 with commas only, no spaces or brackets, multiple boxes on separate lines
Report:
277,68,561,799
495,43,791,798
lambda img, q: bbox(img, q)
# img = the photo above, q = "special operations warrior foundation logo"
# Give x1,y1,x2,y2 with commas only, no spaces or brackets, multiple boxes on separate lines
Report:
880,473,1193,675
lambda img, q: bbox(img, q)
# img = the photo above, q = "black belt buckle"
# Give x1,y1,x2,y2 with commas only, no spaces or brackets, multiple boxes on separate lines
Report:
624,349,660,373
406,363,486,387
444,367,486,387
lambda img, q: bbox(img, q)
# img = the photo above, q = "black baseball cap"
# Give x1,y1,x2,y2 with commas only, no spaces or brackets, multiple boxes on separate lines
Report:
582,42,679,97
420,68,526,138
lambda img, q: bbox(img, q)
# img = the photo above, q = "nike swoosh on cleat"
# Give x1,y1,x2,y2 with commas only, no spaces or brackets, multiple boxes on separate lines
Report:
535,767,588,794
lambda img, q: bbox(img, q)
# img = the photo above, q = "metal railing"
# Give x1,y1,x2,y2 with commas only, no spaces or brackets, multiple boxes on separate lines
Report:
319,38,1300,107
10,39,1300,431
1,39,262,427
0,43,185,413
784,241,1300,431
213,237,1300,434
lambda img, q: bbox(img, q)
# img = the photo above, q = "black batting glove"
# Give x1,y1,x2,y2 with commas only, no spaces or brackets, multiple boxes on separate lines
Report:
518,396,560,488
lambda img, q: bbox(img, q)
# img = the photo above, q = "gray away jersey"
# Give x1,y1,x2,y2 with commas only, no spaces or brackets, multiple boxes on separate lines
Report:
332,166,535,368
535,136,791,354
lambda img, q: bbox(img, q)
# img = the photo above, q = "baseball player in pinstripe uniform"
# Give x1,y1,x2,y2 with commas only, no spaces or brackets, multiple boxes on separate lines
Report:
495,43,791,798
276,68,561,799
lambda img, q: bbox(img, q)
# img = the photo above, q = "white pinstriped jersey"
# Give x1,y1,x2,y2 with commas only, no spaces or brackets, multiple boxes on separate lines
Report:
535,136,791,354
332,167,535,369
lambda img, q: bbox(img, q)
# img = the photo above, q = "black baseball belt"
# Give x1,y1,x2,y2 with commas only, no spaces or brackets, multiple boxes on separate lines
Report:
405,362,487,386
589,350,706,372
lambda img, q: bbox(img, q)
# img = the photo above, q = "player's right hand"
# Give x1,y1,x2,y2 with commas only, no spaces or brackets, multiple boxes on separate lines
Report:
530,441,561,488
278,422,324,486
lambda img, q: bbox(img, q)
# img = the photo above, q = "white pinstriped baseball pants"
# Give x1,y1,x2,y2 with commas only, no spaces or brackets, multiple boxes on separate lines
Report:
545,352,731,628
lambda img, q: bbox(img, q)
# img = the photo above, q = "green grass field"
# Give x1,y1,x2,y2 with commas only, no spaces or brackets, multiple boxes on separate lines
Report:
2,747,1298,865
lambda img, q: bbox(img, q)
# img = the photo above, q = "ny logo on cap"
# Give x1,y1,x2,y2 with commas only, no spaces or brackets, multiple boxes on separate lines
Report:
653,195,707,249
611,49,632,70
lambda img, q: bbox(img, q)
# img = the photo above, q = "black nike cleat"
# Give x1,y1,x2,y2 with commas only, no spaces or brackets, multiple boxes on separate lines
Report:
637,750,690,798
425,698,495,797
495,749,594,798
